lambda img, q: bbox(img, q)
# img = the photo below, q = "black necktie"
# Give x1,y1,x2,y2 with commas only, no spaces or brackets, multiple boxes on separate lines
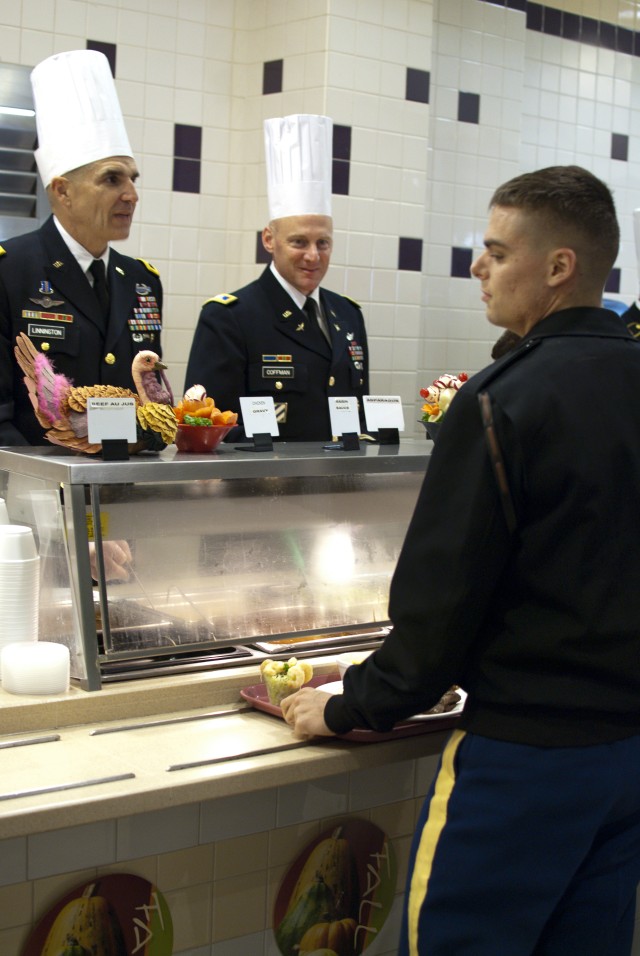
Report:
89,258,110,324
303,297,330,352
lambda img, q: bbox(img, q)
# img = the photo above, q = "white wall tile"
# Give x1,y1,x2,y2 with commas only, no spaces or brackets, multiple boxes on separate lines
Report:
200,789,277,842
276,774,348,826
117,804,200,859
0,837,27,887
28,821,116,879
349,760,415,811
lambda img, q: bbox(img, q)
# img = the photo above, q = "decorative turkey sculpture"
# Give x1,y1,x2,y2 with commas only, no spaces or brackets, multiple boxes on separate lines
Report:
14,332,177,454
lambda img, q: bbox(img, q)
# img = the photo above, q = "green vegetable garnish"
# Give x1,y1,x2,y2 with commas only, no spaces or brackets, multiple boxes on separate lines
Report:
183,414,212,426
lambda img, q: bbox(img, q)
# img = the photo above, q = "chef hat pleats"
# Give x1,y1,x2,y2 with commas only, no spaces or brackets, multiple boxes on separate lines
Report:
31,49,133,187
263,114,333,220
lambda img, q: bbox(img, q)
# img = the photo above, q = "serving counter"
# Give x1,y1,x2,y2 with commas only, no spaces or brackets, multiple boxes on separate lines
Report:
0,441,446,956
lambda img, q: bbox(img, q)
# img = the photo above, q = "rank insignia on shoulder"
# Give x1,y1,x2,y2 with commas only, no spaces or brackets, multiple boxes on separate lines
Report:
0,246,6,257
136,258,160,277
206,293,238,306
342,294,362,309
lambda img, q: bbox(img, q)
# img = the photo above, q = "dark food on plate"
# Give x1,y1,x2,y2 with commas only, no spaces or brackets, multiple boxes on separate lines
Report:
424,687,461,714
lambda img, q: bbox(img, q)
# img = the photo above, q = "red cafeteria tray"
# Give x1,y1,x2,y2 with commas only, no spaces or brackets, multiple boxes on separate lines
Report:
240,674,464,743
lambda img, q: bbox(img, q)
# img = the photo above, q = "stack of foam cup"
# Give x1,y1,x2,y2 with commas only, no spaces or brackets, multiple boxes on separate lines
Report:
0,523,40,652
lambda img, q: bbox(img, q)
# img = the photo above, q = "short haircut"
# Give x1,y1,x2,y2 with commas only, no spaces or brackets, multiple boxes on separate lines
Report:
490,165,620,282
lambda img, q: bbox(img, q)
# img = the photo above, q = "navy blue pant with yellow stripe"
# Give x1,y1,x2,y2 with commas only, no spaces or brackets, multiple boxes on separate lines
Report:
399,729,640,955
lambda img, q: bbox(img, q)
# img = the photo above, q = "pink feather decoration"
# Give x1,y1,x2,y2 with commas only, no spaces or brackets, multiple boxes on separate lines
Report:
33,352,73,424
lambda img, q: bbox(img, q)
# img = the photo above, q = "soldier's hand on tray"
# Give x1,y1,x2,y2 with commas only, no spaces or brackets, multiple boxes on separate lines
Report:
89,540,133,582
281,688,336,739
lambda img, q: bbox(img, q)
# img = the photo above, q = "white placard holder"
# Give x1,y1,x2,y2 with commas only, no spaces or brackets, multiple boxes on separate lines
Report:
238,396,279,451
363,395,405,445
87,397,137,460
328,396,360,450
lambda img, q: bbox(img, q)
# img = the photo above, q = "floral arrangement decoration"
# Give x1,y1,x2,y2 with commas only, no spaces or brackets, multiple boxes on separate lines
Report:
420,372,468,422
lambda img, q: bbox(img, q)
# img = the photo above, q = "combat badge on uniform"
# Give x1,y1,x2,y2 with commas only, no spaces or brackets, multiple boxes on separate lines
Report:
30,280,64,309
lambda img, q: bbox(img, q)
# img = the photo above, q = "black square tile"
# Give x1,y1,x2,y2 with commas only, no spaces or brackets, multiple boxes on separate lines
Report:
562,13,581,42
605,268,620,294
526,3,543,32
581,16,599,46
174,124,202,160
450,247,473,278
542,7,562,37
87,40,117,77
398,237,423,272
611,133,629,162
172,158,200,193
256,231,271,265
599,21,617,51
617,28,633,55
333,124,352,161
406,68,430,105
507,0,527,11
458,91,480,125
263,59,283,95
332,159,350,196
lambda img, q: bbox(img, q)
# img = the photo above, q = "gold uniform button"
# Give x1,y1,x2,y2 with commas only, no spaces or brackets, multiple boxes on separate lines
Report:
329,376,335,387
105,353,116,365
275,380,283,390
40,342,50,352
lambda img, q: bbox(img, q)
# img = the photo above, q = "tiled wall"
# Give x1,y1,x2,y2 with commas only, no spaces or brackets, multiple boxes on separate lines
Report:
0,755,440,956
2,0,638,434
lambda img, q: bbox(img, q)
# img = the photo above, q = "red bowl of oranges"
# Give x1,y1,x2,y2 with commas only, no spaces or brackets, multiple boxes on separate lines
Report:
173,391,238,453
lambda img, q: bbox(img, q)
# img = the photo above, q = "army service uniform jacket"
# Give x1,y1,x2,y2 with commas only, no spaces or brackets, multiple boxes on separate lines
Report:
184,266,369,442
325,307,640,748
0,216,163,445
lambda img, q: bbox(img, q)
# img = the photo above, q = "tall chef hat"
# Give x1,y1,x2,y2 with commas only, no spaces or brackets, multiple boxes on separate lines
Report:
634,208,640,284
264,114,333,220
31,50,134,188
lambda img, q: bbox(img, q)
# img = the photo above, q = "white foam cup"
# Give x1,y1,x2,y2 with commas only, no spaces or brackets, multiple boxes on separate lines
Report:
1,642,70,695
0,525,38,561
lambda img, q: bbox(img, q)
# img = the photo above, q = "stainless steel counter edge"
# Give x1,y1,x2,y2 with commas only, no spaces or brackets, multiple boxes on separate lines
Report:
0,439,432,483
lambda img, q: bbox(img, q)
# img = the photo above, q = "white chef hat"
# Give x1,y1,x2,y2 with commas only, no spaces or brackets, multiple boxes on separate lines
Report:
634,208,640,279
31,50,134,187
264,114,333,220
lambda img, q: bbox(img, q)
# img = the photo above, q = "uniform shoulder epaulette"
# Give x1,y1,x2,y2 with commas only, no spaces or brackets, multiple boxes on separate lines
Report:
136,258,160,277
0,246,6,257
342,294,361,309
204,293,238,306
